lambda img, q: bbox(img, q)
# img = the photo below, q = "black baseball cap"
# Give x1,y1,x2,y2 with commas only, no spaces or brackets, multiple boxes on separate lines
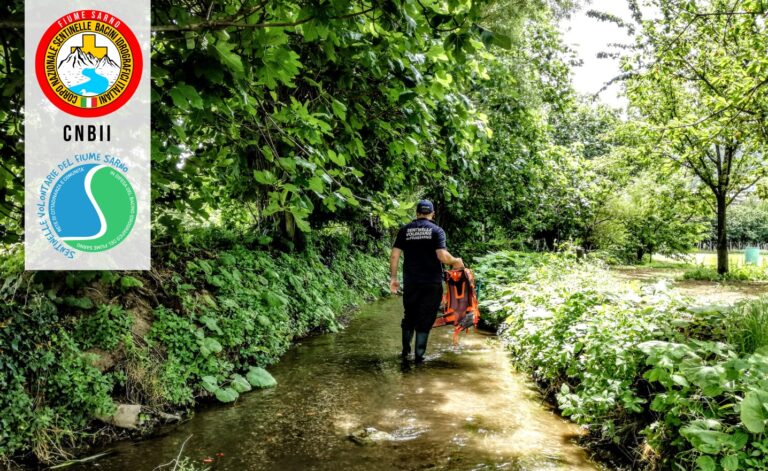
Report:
416,199,434,214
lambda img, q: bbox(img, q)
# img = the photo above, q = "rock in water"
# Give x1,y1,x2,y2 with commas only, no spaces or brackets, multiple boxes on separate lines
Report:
97,404,142,430
349,427,393,446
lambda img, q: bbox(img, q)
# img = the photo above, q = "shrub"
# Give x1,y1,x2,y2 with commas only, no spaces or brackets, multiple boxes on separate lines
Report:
0,294,115,463
724,297,768,354
72,304,133,351
683,265,768,281
478,251,768,470
0,235,388,463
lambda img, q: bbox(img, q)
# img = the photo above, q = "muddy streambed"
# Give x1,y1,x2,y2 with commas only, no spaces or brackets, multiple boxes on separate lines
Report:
69,297,602,471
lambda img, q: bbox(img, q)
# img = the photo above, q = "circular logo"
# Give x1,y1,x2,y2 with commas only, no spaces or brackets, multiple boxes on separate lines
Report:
35,11,142,118
48,164,137,252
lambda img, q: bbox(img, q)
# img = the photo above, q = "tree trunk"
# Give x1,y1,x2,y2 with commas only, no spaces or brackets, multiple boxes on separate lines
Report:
716,193,728,275
543,233,556,251
636,248,645,263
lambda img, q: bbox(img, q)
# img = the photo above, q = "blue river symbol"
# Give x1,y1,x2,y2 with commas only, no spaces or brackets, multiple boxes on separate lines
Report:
68,68,110,95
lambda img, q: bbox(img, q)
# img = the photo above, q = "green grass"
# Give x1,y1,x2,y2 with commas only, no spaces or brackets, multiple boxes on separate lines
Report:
725,297,768,354
652,251,768,270
682,264,768,282
693,251,768,268
643,260,696,269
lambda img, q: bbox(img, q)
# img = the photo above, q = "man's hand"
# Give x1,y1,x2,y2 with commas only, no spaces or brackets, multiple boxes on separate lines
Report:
437,249,464,269
390,278,400,294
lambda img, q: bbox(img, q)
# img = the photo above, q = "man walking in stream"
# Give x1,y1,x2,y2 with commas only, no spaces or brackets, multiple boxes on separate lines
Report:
389,200,464,364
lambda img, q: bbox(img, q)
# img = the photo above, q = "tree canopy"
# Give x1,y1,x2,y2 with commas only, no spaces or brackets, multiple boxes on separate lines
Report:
2,0,768,262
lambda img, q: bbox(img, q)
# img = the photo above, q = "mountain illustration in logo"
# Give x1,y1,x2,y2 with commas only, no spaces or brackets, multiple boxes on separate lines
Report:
57,34,121,96
49,164,137,252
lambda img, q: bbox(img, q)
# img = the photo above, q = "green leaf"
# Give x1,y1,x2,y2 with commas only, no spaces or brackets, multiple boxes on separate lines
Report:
331,99,347,120
293,215,311,233
176,84,204,110
680,420,731,454
263,291,286,307
741,390,768,433
258,47,302,88
120,276,144,291
168,88,187,109
200,337,223,356
64,296,94,309
696,456,716,471
254,170,278,185
721,455,739,471
671,374,689,387
201,375,218,393
308,176,325,193
231,374,252,393
200,315,223,335
327,150,346,167
403,137,418,155
261,146,275,162
278,157,297,173
214,387,239,403
246,367,277,388
213,42,244,74
683,364,726,396
472,24,512,49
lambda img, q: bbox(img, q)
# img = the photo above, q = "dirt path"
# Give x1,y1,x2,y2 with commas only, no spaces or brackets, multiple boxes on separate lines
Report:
612,267,768,305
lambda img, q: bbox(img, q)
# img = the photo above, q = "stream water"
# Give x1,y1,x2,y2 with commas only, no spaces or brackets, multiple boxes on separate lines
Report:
71,297,602,471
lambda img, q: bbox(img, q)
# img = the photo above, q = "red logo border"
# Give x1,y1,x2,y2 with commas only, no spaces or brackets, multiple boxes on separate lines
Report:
35,11,143,118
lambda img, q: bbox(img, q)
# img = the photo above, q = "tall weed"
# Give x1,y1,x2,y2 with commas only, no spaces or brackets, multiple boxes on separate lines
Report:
725,297,768,354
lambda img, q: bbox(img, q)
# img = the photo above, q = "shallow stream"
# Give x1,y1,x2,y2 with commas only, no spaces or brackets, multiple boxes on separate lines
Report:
71,297,602,471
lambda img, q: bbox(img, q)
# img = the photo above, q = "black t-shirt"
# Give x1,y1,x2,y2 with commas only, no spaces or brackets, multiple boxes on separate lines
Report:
393,218,447,285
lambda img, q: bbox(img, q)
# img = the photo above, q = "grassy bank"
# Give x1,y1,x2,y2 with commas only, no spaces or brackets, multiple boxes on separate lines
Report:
476,251,768,471
651,252,768,269
0,230,388,466
642,252,768,281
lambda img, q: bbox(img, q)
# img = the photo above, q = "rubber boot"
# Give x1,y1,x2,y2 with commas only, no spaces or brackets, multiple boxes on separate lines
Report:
401,329,414,359
414,331,430,364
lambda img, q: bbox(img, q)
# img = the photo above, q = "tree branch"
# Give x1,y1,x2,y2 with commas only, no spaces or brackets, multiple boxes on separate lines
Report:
728,173,764,205
0,7,377,32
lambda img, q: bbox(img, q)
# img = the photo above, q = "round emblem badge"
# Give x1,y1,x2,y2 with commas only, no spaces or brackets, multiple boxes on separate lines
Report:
48,163,137,253
35,11,142,118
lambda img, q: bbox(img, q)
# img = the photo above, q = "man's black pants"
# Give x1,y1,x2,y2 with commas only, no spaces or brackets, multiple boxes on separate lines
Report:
401,283,443,333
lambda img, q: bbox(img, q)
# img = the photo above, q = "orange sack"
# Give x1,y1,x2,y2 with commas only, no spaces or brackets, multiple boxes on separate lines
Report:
432,268,479,345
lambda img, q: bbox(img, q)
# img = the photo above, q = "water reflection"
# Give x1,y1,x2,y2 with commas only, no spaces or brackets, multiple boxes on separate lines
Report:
70,297,603,471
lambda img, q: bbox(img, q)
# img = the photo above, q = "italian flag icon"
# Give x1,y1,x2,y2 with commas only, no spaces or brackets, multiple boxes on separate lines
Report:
80,96,97,108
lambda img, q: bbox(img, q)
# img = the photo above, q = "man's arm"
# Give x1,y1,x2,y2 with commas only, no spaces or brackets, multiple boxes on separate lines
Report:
390,247,402,294
433,227,463,269
436,249,464,269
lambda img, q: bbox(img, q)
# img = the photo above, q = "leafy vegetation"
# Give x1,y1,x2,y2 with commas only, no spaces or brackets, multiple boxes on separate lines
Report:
479,251,768,470
723,298,768,355
617,0,768,274
3,0,768,467
1,0,506,246
683,265,768,282
592,174,709,263
0,0,585,465
0,231,387,463
708,198,768,249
